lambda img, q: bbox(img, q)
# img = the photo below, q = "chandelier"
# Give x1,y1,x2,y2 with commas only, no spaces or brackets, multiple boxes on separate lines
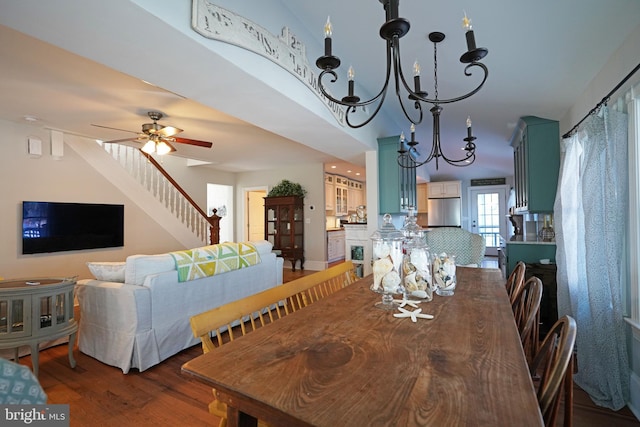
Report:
315,0,488,169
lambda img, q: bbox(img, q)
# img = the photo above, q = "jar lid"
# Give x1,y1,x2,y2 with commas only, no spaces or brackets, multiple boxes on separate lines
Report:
371,213,404,241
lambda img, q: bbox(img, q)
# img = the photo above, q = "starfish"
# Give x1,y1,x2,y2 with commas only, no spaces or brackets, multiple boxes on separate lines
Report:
393,298,421,308
393,307,434,323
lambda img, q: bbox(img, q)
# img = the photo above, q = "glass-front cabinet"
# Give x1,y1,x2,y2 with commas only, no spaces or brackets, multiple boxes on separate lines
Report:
264,196,305,271
0,277,78,376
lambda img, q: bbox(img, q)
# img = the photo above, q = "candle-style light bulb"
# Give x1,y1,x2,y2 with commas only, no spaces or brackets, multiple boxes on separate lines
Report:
462,11,472,31
347,66,355,97
462,11,477,51
413,60,423,94
466,116,473,139
324,16,333,56
324,16,332,38
466,116,472,128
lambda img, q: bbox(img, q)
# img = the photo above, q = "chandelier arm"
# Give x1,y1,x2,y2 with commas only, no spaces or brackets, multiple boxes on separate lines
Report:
407,62,489,105
397,103,476,169
391,40,424,125
344,90,389,128
316,37,396,110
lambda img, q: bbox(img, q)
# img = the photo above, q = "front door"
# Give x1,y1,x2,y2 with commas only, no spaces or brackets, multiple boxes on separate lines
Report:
468,186,508,257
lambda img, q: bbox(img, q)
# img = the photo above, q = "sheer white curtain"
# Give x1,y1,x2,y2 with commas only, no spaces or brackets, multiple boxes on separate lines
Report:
554,106,629,410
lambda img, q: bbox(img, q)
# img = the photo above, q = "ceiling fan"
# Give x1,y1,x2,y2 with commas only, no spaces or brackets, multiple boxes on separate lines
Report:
92,111,213,155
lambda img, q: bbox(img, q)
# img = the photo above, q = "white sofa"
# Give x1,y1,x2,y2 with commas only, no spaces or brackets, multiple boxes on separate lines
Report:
75,240,283,373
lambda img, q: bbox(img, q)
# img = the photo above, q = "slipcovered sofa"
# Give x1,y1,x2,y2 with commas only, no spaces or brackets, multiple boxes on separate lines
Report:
75,240,283,373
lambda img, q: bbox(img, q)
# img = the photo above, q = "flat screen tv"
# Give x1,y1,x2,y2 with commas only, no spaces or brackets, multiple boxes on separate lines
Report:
22,201,124,254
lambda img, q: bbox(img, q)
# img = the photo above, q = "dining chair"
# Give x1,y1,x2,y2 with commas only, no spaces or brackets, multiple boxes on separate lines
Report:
529,315,577,427
506,261,526,304
188,261,357,427
511,276,542,364
0,357,47,404
424,227,486,267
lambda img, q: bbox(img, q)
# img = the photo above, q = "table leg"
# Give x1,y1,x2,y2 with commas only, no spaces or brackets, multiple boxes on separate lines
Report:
68,331,77,368
30,343,39,377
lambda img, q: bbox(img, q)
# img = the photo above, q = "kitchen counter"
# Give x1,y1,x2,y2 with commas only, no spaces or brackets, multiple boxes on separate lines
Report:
507,239,556,245
326,227,344,232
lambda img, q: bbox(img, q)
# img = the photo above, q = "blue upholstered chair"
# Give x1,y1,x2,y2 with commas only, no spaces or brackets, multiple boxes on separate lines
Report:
0,358,47,404
425,227,486,267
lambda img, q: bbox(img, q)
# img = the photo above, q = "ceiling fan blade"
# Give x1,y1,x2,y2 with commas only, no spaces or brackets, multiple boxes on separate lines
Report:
101,137,144,144
156,126,183,138
91,124,139,134
172,136,213,148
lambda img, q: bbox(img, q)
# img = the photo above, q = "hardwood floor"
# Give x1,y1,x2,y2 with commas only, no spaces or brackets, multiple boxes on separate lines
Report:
21,265,640,426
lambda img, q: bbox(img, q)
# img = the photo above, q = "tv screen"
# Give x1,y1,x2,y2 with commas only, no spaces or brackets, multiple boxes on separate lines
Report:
22,201,124,254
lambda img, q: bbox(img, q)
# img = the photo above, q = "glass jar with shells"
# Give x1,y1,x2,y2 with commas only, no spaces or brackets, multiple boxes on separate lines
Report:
370,213,405,310
401,207,433,301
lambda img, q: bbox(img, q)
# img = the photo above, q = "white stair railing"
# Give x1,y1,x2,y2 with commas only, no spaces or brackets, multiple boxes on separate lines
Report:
99,143,217,245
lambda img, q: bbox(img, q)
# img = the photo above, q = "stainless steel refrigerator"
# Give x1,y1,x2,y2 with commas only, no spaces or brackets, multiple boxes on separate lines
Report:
427,198,461,227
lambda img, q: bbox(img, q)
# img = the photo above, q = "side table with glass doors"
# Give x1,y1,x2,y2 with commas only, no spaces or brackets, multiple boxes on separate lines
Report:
0,277,78,376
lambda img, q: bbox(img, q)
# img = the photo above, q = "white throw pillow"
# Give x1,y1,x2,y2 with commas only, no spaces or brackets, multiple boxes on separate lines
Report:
87,261,126,282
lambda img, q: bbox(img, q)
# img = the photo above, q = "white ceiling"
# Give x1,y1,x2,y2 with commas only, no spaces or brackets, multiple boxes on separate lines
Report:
0,0,638,182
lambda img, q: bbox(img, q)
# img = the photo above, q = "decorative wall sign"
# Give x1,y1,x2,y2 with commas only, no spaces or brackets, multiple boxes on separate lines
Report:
192,0,346,126
470,178,506,186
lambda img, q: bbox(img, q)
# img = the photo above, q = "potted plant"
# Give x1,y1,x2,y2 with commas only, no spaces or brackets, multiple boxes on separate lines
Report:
267,179,307,198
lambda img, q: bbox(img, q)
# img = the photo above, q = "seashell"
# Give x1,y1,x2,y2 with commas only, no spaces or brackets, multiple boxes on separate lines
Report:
411,290,428,299
382,270,401,293
404,271,418,291
410,249,430,271
372,257,393,291
373,242,391,259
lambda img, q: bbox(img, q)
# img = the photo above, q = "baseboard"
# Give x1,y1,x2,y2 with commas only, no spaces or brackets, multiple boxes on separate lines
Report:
282,259,325,271
629,371,640,421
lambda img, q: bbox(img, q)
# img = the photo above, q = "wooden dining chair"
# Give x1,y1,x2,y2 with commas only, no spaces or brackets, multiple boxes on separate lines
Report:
511,276,542,364
529,315,577,427
188,261,357,427
506,260,526,305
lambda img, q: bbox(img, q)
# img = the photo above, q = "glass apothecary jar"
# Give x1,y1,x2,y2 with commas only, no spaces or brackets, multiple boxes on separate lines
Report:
401,207,433,301
433,253,457,296
370,213,405,310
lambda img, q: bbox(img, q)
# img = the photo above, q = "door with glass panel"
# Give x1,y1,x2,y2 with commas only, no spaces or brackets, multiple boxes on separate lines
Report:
469,187,507,257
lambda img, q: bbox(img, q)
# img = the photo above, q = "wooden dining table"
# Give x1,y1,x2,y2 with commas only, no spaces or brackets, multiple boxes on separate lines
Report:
182,267,544,427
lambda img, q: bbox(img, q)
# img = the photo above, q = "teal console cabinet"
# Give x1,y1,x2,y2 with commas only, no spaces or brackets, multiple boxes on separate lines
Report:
506,242,556,275
378,136,416,214
511,116,560,213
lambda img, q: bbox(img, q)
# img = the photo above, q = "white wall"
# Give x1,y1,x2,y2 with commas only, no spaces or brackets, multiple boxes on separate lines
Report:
0,118,334,278
236,163,326,270
0,119,188,279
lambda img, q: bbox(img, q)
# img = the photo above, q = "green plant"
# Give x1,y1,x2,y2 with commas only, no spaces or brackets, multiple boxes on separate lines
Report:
267,179,307,198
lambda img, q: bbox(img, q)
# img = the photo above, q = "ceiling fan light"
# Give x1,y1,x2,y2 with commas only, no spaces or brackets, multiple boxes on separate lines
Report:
142,139,156,154
156,140,172,155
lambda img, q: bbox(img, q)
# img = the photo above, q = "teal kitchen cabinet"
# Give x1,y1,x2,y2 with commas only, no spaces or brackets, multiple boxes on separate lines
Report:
511,116,560,213
506,242,556,275
378,136,416,214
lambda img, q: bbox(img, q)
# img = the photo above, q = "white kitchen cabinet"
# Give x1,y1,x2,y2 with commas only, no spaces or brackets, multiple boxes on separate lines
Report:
334,176,349,216
427,181,461,198
325,174,335,211
347,179,365,212
327,230,345,263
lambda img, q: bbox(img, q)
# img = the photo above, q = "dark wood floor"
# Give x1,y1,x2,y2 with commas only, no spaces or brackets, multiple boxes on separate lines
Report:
21,265,640,426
